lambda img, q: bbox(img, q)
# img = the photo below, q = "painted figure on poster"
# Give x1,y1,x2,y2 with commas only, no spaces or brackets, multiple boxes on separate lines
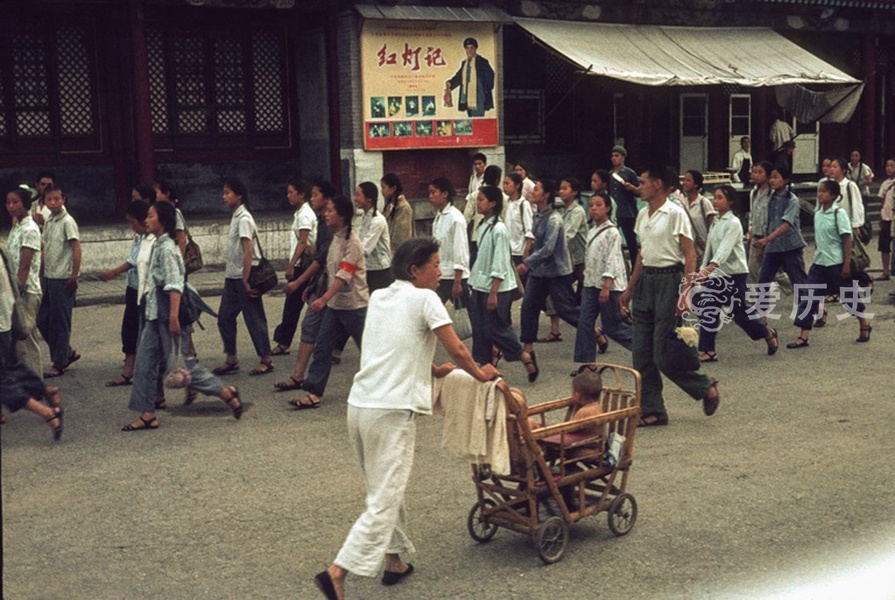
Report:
444,37,495,118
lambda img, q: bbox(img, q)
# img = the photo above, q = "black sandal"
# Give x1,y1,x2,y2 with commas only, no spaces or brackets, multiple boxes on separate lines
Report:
522,350,539,383
595,327,609,354
786,337,810,349
289,394,321,410
184,387,198,406
537,332,562,343
248,360,274,376
46,407,63,441
699,351,718,363
814,309,828,328
638,413,669,427
223,386,243,419
212,361,239,375
857,325,872,343
122,415,159,432
105,375,133,387
274,376,303,392
766,328,779,356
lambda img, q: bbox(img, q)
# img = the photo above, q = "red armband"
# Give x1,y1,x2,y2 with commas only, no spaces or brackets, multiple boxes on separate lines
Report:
339,261,359,276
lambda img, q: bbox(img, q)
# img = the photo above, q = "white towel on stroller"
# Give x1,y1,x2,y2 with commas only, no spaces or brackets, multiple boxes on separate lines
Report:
432,370,510,475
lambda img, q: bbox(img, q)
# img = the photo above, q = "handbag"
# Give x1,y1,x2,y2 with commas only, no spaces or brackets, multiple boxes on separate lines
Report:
664,321,701,372
163,337,192,389
248,231,279,295
156,285,196,326
445,298,473,340
179,214,203,274
834,207,871,272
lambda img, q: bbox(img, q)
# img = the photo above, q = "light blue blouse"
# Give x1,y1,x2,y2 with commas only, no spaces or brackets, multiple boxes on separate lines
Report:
143,235,185,321
469,218,517,293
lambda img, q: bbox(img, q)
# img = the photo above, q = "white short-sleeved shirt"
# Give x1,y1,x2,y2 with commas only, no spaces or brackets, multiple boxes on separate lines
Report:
505,198,535,256
359,210,392,271
834,178,866,228
42,208,80,279
226,204,260,279
0,248,14,332
431,204,470,279
8,214,42,295
634,200,693,268
683,195,717,246
290,202,317,259
348,280,452,415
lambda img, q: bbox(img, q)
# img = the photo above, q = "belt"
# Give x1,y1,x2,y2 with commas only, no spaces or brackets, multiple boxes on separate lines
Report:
642,265,682,274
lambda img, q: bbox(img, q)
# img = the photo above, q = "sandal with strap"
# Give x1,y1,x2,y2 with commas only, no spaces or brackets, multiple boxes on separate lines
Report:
289,394,321,410
66,350,81,368
857,324,872,343
275,376,303,392
270,344,291,356
638,413,669,427
595,327,609,354
44,386,62,409
786,337,810,349
814,309,828,328
223,386,244,420
491,348,502,367
122,415,159,432
43,365,65,379
154,397,167,410
184,387,198,406
766,328,779,356
248,360,274,376
699,351,718,363
522,350,539,383
46,407,64,441
105,375,133,387
537,331,563,343
212,361,239,375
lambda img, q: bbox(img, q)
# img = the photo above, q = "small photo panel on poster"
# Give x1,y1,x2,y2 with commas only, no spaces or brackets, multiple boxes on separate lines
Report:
415,121,433,137
393,122,412,137
436,121,453,136
422,96,436,117
405,96,419,117
454,120,472,136
371,97,385,119
388,97,402,117
370,123,390,138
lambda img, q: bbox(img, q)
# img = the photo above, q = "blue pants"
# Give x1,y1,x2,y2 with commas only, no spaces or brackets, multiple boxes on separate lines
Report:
217,278,271,357
36,277,75,368
130,318,227,413
302,307,366,397
273,278,308,348
469,290,523,364
520,274,580,344
793,264,865,330
697,273,769,352
757,248,807,314
574,287,632,362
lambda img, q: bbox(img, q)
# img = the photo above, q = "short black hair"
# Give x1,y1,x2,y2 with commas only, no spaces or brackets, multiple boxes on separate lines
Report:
472,152,487,163
392,237,440,281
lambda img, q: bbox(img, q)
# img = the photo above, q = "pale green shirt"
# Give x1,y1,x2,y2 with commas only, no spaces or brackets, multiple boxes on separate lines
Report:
42,207,79,279
8,214,42,295
469,218,517,294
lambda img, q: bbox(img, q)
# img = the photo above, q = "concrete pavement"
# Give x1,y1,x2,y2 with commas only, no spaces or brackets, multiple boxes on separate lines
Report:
2,276,895,599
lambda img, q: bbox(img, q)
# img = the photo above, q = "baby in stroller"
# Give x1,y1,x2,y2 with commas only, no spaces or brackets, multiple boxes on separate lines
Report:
527,368,606,461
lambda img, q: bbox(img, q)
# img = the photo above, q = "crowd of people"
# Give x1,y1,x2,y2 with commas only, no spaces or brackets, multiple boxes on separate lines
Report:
1,147,892,600
2,146,893,442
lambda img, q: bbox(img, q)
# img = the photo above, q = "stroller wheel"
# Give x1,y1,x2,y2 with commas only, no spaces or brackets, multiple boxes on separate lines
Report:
536,516,568,564
607,493,638,536
467,499,498,543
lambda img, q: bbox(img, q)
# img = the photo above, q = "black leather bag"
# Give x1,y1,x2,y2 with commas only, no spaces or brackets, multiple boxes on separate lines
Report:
248,232,278,295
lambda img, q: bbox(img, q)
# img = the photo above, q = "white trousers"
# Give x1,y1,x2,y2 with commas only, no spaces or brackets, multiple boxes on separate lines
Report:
335,406,417,577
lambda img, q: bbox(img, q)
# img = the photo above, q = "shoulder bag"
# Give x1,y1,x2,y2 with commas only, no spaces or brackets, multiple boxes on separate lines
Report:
844,183,871,244
833,208,870,273
248,230,278,295
178,212,203,274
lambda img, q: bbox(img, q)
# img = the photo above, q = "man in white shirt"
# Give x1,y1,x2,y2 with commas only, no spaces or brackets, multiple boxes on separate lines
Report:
463,153,487,265
730,136,753,184
619,166,720,428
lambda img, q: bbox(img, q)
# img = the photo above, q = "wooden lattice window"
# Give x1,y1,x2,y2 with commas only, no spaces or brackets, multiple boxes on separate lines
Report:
147,24,289,150
0,21,100,154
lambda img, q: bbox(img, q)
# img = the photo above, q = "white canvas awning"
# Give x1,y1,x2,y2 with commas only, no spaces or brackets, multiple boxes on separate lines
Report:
515,17,860,87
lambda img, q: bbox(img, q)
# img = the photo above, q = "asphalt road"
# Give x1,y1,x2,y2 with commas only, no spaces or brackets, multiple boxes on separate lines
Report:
2,281,895,599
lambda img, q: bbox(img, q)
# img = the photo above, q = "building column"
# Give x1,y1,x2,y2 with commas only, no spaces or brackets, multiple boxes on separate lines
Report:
130,0,155,186
862,34,876,167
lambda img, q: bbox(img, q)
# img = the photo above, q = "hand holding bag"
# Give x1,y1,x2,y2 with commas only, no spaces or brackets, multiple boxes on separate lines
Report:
179,214,203,274
164,337,192,389
445,298,473,340
248,231,278,295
